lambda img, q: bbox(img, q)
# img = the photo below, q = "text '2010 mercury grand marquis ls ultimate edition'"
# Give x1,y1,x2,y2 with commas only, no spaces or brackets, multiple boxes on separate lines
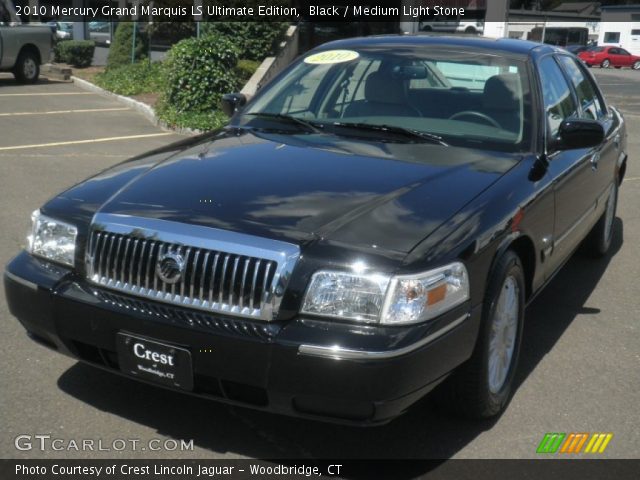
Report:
4,36,628,424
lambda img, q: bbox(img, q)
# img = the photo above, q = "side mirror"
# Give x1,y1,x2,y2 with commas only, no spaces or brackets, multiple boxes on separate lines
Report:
220,93,247,118
556,118,604,150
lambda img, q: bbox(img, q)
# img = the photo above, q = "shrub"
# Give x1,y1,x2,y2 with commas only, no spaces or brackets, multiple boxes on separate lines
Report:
94,61,164,96
160,34,239,115
199,22,288,61
235,59,261,87
55,40,95,67
107,22,148,69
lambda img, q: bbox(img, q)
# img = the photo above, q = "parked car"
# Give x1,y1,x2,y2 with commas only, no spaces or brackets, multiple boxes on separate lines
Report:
564,44,590,55
88,21,111,46
578,46,640,69
0,20,53,83
4,36,628,424
420,19,484,34
47,21,73,40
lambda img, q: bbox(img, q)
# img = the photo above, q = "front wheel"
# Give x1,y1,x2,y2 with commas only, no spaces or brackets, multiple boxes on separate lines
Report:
13,51,40,84
433,251,525,419
601,59,611,68
633,60,640,70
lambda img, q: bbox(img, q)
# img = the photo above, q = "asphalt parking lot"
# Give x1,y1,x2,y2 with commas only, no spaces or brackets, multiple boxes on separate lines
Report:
0,69,638,461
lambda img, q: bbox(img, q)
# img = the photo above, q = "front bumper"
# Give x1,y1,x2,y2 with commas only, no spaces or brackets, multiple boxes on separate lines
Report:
4,251,481,425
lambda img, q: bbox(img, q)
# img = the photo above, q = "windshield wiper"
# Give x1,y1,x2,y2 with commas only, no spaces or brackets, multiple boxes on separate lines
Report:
330,122,448,146
244,112,324,134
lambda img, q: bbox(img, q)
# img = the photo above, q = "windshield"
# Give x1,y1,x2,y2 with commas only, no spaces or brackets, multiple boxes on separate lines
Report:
242,47,532,152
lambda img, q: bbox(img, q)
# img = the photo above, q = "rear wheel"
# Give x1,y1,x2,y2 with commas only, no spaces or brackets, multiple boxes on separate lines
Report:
584,181,618,257
13,50,40,84
601,59,611,68
433,251,525,419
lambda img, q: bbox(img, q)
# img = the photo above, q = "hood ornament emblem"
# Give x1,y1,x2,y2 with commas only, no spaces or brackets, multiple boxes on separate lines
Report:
156,252,185,285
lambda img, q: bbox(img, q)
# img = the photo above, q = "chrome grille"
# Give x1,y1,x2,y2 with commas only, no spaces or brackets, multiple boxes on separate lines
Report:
85,213,300,321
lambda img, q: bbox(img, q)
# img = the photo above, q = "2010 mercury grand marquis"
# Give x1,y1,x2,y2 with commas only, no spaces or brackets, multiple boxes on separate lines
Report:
4,36,627,424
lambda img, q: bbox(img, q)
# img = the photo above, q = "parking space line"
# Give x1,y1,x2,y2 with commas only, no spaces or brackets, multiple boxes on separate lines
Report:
0,92,95,97
0,108,130,117
0,133,174,151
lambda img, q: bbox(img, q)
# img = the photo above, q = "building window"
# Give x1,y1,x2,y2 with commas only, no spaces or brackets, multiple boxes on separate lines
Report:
603,32,621,43
631,30,640,36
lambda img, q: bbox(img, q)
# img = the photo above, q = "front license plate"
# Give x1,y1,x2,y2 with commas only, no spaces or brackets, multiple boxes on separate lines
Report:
116,333,193,391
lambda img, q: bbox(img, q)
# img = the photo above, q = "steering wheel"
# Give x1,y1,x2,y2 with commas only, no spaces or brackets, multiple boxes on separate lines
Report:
449,111,501,129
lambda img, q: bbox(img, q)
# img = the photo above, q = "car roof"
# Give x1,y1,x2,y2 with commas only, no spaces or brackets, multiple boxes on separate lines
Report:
316,34,559,57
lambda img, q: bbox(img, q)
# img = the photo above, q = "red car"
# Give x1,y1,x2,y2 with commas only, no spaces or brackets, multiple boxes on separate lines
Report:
578,46,640,69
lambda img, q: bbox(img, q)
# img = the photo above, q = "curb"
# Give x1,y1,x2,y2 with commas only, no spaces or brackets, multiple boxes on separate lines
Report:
70,75,201,136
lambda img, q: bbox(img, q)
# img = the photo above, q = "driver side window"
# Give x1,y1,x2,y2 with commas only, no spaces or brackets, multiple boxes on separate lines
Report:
539,56,578,141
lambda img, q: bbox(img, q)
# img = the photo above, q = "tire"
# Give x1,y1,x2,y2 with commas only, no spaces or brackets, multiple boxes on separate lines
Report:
13,50,40,84
433,251,525,419
584,181,618,257
601,59,610,68
465,26,476,34
633,61,640,70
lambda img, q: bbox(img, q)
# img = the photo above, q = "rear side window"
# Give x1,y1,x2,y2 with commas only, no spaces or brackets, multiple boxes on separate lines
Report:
556,55,605,120
538,56,578,138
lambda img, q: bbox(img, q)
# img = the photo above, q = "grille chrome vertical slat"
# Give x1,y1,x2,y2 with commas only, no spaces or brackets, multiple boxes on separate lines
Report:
104,234,117,280
153,243,163,292
250,260,261,310
219,254,230,305
137,240,147,287
262,262,272,304
145,241,155,291
199,251,210,301
190,249,200,300
209,253,220,305
129,239,139,286
229,256,240,306
120,238,131,284
86,214,299,321
112,236,123,280
91,232,104,279
239,258,250,309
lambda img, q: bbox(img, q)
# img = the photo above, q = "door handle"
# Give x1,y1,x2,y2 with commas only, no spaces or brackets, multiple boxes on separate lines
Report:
590,152,600,171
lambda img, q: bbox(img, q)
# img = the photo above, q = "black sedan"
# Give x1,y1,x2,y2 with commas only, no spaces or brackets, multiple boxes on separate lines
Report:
4,36,628,424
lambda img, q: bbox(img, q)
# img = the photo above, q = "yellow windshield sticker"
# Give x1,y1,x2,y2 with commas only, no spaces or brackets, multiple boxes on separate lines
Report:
304,50,360,65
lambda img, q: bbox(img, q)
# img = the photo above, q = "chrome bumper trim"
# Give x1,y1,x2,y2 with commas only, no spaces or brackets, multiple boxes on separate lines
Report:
298,313,469,360
4,271,38,291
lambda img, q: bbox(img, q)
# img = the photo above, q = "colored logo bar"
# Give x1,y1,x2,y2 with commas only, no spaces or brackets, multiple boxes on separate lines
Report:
537,433,613,454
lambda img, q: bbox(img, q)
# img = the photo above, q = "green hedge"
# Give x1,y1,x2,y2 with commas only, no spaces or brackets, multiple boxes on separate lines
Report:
107,22,148,69
199,22,288,61
55,40,95,67
235,59,260,87
159,34,239,115
94,61,164,96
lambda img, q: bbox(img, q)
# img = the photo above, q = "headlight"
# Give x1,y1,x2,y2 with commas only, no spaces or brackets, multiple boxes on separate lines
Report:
26,210,77,267
301,271,390,322
302,262,469,325
381,262,469,325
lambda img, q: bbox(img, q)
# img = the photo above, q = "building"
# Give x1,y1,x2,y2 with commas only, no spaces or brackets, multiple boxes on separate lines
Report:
598,4,640,55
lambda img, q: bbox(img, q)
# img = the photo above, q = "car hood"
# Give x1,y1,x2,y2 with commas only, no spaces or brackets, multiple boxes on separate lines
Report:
60,129,519,254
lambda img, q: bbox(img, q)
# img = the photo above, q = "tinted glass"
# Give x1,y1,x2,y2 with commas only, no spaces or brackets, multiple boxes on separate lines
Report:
245,47,531,152
557,55,605,120
538,56,578,138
